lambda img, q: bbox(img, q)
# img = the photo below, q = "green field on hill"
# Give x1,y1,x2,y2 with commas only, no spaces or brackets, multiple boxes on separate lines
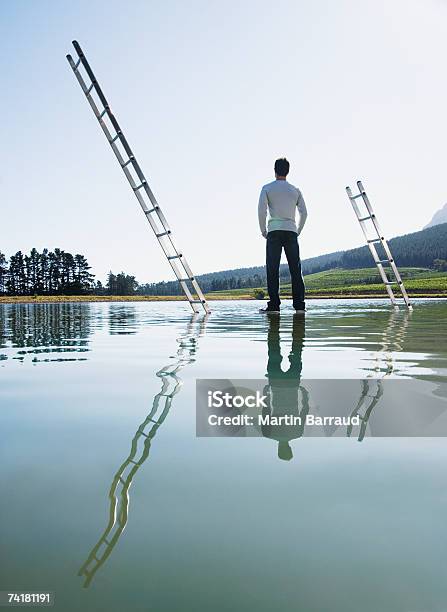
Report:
207,267,447,298
1,268,446,303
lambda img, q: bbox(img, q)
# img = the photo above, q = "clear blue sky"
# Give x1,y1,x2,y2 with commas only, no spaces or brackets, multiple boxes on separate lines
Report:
1,0,446,283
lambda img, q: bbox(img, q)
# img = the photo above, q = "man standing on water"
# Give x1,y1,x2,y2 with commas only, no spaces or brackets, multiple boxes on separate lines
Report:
258,158,308,313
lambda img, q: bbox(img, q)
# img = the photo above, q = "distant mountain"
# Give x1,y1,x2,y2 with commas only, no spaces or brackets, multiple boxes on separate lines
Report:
139,223,447,295
424,203,447,229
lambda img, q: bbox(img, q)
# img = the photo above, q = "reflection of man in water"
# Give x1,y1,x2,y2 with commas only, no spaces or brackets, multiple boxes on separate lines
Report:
262,313,308,460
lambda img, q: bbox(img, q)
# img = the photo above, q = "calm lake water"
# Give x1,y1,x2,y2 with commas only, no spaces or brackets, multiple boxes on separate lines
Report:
1,299,447,612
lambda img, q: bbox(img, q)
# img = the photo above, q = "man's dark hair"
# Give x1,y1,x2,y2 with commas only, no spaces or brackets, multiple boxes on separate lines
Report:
274,158,290,177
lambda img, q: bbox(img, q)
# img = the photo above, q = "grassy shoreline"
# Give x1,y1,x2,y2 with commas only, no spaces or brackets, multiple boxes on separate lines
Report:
1,292,446,304
1,268,446,304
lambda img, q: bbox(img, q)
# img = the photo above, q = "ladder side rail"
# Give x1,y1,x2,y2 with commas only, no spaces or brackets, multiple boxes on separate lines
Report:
165,242,207,301
357,183,411,306
376,238,406,286
115,181,204,308
190,279,208,306
385,258,411,306
347,186,390,271
357,180,404,278
369,247,397,304
67,42,209,313
83,112,202,311
161,235,209,310
71,41,137,164
356,181,375,216
66,64,189,289
153,236,202,310
67,108,201,311
358,189,386,242
379,241,404,283
67,53,151,214
347,187,397,305
367,228,410,305
69,48,147,194
396,276,411,305
346,186,366,222
69,48,173,235
349,183,412,308
347,187,382,247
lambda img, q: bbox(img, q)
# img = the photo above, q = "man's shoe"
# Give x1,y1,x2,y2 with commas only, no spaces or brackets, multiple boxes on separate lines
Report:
259,306,280,313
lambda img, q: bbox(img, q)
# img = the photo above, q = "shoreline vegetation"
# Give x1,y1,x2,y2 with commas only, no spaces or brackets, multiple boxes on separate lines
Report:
1,264,446,304
1,291,446,304
2,239,447,303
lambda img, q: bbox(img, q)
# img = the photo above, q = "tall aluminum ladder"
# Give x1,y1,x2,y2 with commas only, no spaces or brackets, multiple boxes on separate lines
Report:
346,180,412,309
66,40,210,314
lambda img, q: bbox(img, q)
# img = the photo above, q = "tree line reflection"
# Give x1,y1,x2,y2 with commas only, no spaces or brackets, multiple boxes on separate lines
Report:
0,303,91,363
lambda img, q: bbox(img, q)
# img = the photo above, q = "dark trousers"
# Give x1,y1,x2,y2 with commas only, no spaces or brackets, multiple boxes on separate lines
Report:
266,230,305,310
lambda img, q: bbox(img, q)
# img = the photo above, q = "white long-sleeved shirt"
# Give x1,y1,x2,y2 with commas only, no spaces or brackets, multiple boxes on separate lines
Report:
258,179,308,237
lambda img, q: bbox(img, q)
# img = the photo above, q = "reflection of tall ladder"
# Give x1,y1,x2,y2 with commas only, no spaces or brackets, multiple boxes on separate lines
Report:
346,180,412,309
78,314,207,587
66,40,210,314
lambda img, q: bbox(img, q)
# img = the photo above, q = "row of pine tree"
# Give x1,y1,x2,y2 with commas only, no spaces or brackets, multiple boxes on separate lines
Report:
0,249,267,296
0,249,94,295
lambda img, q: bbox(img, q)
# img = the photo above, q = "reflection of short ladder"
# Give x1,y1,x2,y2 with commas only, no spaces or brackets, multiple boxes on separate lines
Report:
346,180,412,309
348,379,383,441
66,41,209,314
78,314,207,587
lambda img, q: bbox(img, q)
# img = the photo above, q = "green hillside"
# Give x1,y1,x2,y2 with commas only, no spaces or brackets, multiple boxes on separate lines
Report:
139,223,447,296
207,267,447,298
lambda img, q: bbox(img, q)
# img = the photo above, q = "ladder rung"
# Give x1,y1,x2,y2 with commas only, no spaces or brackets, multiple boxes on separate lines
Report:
178,277,194,282
376,259,392,264
358,214,375,222
190,300,206,304
145,206,159,214
86,82,94,94
367,238,383,243
74,58,81,69
121,157,134,168
384,281,402,285
156,230,171,237
133,181,147,191
351,192,365,200
110,132,122,143
99,108,109,118
167,254,182,260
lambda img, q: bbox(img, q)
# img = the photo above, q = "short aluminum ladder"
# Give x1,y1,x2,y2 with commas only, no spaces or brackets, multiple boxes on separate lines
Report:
346,180,412,309
66,40,210,314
